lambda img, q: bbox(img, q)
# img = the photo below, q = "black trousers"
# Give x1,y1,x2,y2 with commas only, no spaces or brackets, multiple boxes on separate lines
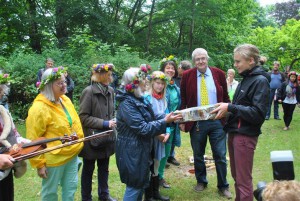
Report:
282,103,296,127
0,170,14,201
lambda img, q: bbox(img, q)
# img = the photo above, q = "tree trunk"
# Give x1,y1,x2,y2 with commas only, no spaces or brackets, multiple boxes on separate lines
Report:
146,0,155,53
55,0,68,49
26,0,42,53
189,0,196,54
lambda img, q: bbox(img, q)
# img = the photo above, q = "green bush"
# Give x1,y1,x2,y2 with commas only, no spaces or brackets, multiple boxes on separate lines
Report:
5,36,151,119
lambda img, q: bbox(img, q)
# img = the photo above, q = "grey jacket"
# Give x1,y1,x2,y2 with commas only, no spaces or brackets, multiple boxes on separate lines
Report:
79,83,115,159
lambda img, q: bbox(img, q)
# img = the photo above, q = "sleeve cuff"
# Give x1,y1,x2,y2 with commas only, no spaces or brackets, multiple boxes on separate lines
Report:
103,121,109,128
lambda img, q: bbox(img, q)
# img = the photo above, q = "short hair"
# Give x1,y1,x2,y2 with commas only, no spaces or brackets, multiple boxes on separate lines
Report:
192,48,210,61
40,68,65,102
234,44,260,65
121,67,144,98
160,61,178,78
262,180,300,201
274,61,280,65
179,60,192,70
227,68,235,76
45,58,54,63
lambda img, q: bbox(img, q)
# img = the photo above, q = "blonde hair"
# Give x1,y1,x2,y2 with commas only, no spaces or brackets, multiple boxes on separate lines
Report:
234,44,260,66
262,180,300,201
91,70,112,84
148,71,167,108
227,68,236,76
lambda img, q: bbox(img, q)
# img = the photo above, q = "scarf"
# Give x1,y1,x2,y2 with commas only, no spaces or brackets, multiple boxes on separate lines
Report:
152,91,163,100
286,81,297,98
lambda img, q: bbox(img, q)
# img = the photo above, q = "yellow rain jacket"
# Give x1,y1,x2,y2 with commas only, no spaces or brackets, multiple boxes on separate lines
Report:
26,94,83,168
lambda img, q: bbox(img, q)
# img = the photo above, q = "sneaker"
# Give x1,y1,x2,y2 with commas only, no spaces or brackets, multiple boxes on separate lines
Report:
159,178,170,188
283,127,289,131
265,116,270,120
194,183,206,192
219,188,232,199
167,157,180,166
274,117,281,120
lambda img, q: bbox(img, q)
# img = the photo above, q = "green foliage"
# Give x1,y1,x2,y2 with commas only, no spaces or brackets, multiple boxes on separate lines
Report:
247,19,300,72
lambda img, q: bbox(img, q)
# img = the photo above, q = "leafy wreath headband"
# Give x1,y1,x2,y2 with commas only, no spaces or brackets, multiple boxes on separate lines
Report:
36,66,67,90
92,63,114,72
159,55,178,69
125,64,151,93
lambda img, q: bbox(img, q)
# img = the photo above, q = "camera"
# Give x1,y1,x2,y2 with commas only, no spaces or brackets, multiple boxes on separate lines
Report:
253,150,295,201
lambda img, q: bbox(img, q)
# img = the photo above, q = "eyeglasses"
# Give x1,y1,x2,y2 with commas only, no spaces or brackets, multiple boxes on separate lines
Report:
194,57,207,62
55,80,67,87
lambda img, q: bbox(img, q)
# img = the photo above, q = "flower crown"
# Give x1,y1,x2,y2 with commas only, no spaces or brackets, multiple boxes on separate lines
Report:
147,73,170,83
36,66,67,90
0,74,12,85
159,55,178,69
92,63,114,72
125,64,151,93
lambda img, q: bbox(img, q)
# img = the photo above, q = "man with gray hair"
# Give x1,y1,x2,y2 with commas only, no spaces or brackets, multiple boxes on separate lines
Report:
179,48,232,199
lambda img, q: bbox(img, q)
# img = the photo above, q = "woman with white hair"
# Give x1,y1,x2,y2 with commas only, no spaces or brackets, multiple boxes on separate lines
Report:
26,67,84,201
227,68,239,101
115,65,181,201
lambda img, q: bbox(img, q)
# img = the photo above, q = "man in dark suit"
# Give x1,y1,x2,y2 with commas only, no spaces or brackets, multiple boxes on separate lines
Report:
179,48,232,199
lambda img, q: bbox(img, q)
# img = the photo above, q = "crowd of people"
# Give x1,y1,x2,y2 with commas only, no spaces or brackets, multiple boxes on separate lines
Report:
0,44,299,201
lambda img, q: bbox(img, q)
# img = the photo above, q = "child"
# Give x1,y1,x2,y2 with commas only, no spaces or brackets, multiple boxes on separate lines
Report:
277,71,300,130
144,71,170,201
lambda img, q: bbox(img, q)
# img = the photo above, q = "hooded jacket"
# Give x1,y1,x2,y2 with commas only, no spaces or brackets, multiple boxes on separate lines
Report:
224,66,270,136
115,90,167,188
26,94,83,168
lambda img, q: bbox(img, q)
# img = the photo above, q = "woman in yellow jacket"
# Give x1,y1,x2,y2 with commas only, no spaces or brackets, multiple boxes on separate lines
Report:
26,67,83,201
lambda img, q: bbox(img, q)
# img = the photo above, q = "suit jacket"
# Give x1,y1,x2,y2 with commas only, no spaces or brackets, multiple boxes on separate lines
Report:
180,67,230,132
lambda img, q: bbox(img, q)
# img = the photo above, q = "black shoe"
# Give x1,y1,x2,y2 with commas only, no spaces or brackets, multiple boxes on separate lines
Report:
99,195,117,201
274,117,281,120
167,157,180,166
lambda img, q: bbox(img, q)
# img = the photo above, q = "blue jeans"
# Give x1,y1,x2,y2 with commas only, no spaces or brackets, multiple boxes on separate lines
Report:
123,186,143,201
81,158,110,201
266,88,279,118
190,120,229,189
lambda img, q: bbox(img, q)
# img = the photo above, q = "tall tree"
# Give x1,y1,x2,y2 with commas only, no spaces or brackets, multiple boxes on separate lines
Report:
26,0,42,53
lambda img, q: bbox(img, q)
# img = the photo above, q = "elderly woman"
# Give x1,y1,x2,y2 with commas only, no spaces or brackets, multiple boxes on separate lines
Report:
116,66,181,201
227,68,239,101
26,67,84,201
79,64,116,201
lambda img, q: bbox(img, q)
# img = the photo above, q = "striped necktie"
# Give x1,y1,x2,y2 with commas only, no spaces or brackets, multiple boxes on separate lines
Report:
200,73,209,105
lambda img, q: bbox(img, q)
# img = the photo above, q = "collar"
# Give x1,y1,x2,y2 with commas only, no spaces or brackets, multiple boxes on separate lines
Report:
197,67,211,77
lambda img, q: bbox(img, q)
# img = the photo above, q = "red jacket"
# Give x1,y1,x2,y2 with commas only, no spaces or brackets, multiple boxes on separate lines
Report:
180,67,230,132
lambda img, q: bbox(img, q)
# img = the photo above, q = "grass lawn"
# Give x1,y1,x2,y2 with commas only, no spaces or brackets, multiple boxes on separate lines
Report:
14,107,300,201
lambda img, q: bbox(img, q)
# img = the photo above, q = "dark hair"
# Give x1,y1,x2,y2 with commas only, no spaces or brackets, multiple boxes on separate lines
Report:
160,61,178,78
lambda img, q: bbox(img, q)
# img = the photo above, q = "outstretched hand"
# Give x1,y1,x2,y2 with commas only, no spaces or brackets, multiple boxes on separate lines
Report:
164,112,182,124
211,103,229,120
